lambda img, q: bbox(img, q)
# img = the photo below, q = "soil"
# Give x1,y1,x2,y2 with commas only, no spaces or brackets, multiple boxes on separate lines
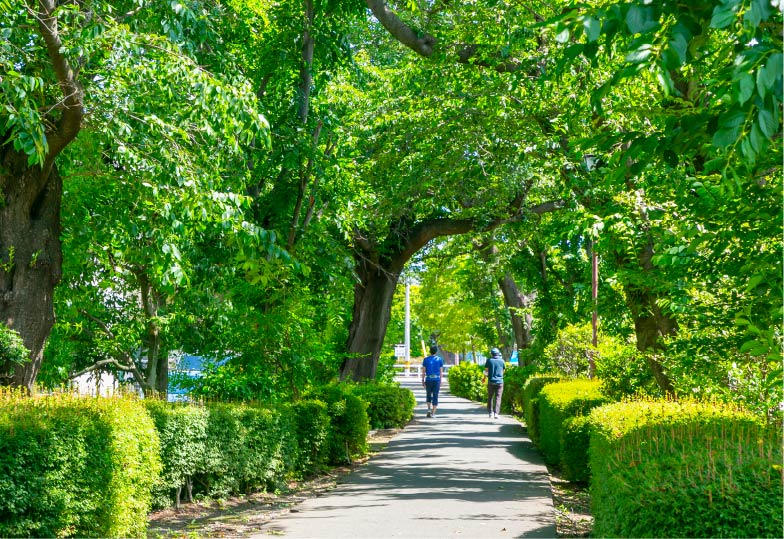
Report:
147,428,593,538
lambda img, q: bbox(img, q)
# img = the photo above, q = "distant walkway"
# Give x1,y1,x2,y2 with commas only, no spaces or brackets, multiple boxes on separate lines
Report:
253,378,556,538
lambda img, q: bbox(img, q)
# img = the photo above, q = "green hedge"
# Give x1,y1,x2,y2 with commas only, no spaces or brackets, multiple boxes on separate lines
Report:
306,384,369,464
352,383,415,429
447,362,485,402
0,393,160,537
560,415,593,483
538,379,611,469
520,375,561,446
143,400,208,508
196,403,295,498
290,399,330,476
500,364,537,414
590,400,783,538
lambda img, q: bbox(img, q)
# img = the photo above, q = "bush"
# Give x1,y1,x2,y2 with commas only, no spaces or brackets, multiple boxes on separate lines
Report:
538,379,611,468
589,400,783,538
594,339,658,400
0,393,160,537
501,364,538,414
352,382,415,429
0,326,29,367
447,362,485,402
541,323,594,377
561,415,592,483
196,403,294,498
306,384,369,464
143,401,208,508
520,374,562,446
290,399,330,476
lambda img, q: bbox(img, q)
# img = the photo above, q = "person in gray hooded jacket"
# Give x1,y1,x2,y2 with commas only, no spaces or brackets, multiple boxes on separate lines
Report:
483,348,505,419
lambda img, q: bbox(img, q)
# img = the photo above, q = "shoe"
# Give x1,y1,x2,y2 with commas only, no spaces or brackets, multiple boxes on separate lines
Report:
493,413,499,419
426,411,432,418
488,413,493,418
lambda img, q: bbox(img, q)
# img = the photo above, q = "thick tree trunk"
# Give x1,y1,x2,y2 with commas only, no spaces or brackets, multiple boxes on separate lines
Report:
0,1,83,389
341,255,400,381
498,273,534,363
0,156,63,389
620,239,677,394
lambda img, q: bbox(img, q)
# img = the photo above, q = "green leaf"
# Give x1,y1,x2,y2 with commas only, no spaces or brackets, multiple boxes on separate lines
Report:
626,5,658,34
736,72,754,105
710,1,738,29
584,17,601,43
712,125,741,148
758,108,776,137
625,44,652,64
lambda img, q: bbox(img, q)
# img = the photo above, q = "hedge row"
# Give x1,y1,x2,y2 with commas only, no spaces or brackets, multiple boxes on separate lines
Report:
537,379,610,479
512,375,783,537
351,382,416,430
446,362,485,402
590,400,783,538
0,381,415,537
0,393,160,538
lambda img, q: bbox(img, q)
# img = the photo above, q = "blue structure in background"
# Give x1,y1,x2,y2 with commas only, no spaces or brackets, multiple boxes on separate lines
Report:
168,354,227,401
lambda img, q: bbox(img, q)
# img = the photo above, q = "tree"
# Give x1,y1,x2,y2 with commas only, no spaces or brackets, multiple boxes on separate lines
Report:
1,0,268,389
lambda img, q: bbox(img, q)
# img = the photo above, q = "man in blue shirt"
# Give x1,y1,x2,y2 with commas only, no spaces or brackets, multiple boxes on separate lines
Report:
484,348,505,419
421,345,444,418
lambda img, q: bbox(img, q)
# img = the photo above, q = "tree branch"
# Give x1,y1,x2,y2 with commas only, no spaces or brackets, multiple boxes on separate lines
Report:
365,0,436,57
37,0,84,160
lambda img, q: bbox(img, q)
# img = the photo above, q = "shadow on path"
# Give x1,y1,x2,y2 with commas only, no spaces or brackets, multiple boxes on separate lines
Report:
253,377,557,538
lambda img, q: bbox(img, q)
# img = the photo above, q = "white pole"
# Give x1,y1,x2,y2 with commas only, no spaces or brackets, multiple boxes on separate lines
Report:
404,280,411,375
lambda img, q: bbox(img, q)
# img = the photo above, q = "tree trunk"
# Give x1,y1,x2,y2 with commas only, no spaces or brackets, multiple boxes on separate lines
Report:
341,254,400,381
498,273,534,363
620,238,677,394
0,0,84,389
0,156,63,389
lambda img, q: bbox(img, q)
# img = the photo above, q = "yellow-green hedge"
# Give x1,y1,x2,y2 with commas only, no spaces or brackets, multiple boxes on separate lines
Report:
589,400,783,538
0,392,160,537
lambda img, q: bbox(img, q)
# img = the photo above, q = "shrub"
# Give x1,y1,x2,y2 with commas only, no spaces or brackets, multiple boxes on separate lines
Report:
0,326,28,367
560,415,592,483
143,400,208,508
594,339,658,400
290,399,330,476
196,403,294,498
0,393,160,537
501,364,538,414
520,374,562,446
538,379,611,468
352,382,415,429
541,322,594,377
447,362,485,402
589,400,783,538
306,384,369,464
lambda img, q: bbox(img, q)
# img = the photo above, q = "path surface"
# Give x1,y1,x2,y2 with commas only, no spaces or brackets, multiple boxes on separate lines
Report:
252,377,556,538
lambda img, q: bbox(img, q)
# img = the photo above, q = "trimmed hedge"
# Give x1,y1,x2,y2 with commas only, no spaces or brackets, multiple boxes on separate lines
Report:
538,379,611,469
500,364,537,414
352,383,415,429
307,384,369,464
143,400,208,508
290,399,331,476
196,403,296,498
589,400,783,538
560,415,593,483
520,375,561,446
447,362,485,402
0,393,160,537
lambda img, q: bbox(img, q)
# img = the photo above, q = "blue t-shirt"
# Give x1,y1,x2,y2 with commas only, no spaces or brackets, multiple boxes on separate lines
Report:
422,355,444,380
485,356,505,384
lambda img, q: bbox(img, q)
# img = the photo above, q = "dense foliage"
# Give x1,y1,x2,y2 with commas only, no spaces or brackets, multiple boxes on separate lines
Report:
0,391,160,537
589,400,783,538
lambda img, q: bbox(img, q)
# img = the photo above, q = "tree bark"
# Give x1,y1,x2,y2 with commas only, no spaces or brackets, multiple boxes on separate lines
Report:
498,272,534,360
0,157,63,389
0,0,84,390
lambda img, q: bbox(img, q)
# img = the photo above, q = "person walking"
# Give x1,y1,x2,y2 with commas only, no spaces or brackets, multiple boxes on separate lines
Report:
421,345,444,418
484,348,505,419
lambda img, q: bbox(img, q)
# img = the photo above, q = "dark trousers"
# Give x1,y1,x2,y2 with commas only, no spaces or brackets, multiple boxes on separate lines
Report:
487,383,503,415
425,379,441,406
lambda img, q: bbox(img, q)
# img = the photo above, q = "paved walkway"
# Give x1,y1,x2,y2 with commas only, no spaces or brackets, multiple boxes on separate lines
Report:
254,377,556,538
